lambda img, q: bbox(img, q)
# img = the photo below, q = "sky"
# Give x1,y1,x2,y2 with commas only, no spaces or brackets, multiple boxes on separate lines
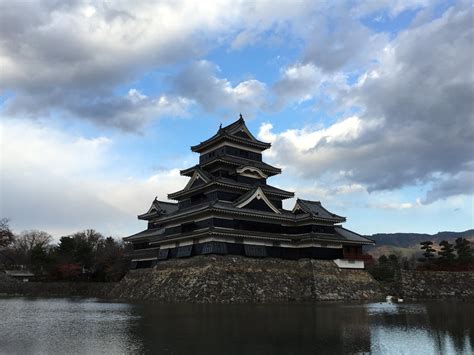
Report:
0,0,473,239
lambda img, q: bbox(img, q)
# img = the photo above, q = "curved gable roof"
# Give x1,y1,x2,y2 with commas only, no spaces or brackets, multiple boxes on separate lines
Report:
191,116,271,152
234,186,281,214
293,199,346,222
137,199,178,220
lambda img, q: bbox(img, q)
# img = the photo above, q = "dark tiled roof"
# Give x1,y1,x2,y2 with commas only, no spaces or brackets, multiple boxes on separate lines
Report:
295,199,346,222
191,117,271,152
232,186,258,206
334,226,375,244
124,228,165,241
157,201,179,212
169,175,294,200
137,199,178,220
181,157,282,177
219,178,294,198
142,198,343,225
216,200,292,216
203,156,281,174
192,166,213,181
149,226,373,246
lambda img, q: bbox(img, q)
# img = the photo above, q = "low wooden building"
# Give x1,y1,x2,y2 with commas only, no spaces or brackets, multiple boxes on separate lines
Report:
124,115,374,268
4,270,35,282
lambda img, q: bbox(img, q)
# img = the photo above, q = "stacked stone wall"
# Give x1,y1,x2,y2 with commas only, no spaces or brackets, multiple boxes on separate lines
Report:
401,270,474,299
110,255,382,303
5,257,472,302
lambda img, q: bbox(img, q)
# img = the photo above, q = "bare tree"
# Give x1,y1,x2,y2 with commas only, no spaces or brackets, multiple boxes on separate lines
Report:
15,230,52,252
14,230,52,266
0,218,15,248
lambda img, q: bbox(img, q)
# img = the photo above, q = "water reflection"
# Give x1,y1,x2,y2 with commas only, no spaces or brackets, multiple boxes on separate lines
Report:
368,301,473,354
132,303,371,354
0,298,473,355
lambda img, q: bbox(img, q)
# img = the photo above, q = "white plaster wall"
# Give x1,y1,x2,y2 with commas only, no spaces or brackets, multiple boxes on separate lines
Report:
334,259,365,269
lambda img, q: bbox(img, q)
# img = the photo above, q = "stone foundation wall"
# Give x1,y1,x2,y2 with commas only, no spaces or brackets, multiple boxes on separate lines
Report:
110,255,382,303
4,259,472,302
401,270,474,299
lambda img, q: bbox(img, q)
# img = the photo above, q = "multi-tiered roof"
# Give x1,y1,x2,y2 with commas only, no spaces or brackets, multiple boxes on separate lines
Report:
124,115,374,268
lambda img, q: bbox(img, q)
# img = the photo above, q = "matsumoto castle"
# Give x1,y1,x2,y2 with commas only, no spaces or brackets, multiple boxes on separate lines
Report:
124,115,374,269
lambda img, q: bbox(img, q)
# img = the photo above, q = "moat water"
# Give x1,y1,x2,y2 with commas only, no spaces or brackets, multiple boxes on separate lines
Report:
0,297,472,354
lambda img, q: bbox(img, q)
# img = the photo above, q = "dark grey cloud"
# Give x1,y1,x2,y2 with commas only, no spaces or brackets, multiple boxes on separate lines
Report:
0,1,434,129
0,1,315,128
303,17,378,73
349,4,474,191
422,171,474,205
4,89,190,131
0,1,208,129
289,1,393,74
264,4,474,203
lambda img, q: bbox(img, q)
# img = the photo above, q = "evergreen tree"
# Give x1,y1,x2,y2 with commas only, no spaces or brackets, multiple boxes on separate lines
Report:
388,254,399,265
419,241,436,262
368,254,396,282
454,237,473,264
438,240,455,263
31,244,55,274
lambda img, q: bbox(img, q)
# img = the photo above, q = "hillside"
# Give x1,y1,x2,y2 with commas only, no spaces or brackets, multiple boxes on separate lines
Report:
366,229,474,259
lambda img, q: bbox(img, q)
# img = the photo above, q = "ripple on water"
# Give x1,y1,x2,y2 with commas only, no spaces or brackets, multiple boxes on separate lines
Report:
0,298,472,355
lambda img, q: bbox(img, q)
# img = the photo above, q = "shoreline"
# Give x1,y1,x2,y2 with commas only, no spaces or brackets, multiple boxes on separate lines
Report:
1,256,473,302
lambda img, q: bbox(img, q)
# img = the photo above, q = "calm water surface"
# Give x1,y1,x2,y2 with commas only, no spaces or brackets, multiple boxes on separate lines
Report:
0,297,473,354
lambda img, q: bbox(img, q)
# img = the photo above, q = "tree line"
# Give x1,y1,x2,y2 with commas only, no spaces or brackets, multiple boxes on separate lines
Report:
0,218,129,281
418,238,473,270
367,237,473,283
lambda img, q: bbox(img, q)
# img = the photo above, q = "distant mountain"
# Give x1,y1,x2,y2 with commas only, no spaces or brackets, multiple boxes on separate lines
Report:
366,229,474,259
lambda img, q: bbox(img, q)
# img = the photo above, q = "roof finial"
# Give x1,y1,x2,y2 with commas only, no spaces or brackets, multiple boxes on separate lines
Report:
239,113,243,120
219,123,222,130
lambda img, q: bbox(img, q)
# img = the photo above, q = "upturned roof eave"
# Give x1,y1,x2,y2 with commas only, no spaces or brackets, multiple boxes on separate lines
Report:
204,157,281,174
147,200,343,225
137,212,156,220
149,227,373,246
137,199,178,220
168,179,294,200
123,227,165,241
296,198,346,222
190,132,271,152
334,226,375,245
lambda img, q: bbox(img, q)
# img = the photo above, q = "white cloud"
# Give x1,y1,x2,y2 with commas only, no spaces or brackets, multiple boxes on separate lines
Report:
1,120,110,177
258,122,277,143
258,3,474,203
0,120,187,238
353,0,432,18
272,63,324,107
369,201,420,210
95,170,186,218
